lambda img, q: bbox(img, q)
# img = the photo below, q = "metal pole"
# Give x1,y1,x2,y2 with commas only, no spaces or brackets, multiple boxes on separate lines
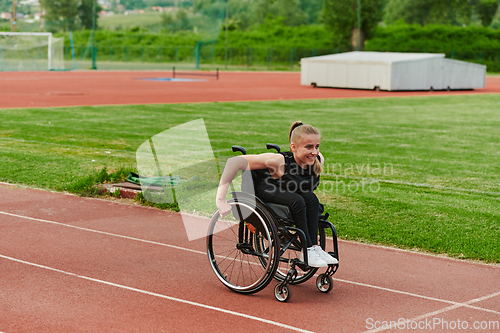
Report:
357,0,361,51
224,0,229,70
12,0,16,32
40,0,43,32
91,0,97,69
195,42,201,69
70,31,76,69
48,33,52,70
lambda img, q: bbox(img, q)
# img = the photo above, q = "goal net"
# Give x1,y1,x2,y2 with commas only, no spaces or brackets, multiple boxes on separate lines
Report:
0,32,65,71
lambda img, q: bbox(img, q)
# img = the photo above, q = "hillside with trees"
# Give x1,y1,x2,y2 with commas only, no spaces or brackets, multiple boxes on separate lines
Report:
3,0,499,70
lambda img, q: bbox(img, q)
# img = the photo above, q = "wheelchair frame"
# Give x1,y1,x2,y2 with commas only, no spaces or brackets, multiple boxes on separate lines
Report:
206,144,339,302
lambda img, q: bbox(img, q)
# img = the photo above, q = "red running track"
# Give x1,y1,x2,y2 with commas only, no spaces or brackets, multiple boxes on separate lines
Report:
0,71,499,108
0,184,499,333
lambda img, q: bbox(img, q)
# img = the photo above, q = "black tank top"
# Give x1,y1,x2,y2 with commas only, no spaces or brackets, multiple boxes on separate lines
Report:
257,151,320,196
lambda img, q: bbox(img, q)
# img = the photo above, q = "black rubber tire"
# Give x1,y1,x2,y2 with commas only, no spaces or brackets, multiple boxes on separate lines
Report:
274,283,291,302
207,198,280,294
316,273,333,293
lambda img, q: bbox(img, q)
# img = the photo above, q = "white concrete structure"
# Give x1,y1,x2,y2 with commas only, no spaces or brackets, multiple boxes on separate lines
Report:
300,51,486,91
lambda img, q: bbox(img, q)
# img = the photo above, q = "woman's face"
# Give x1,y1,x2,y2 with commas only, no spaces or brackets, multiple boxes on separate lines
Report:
291,133,320,168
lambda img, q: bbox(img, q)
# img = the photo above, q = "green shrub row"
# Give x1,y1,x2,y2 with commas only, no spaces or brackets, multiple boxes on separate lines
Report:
59,23,500,71
61,29,203,48
367,24,500,53
366,24,500,71
61,21,334,50
64,24,500,55
214,23,334,50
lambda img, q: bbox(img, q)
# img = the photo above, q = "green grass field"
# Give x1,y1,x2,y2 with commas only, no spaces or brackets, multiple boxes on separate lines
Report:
1,95,499,262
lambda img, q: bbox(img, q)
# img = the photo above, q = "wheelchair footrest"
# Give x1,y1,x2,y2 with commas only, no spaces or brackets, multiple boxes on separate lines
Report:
325,263,339,277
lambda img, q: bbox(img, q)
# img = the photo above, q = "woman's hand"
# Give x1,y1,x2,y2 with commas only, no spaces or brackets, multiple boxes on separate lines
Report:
216,198,232,217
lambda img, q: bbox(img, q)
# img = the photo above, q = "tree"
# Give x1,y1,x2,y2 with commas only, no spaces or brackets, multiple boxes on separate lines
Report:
79,0,102,30
299,0,323,24
274,0,307,26
226,0,254,30
253,0,307,27
120,0,147,10
0,0,13,13
45,0,79,31
322,0,384,50
385,0,472,26
161,8,192,32
254,0,276,25
476,0,500,26
384,0,499,27
193,0,215,12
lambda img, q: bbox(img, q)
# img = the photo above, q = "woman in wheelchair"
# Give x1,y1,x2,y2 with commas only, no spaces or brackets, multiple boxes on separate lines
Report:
216,121,338,268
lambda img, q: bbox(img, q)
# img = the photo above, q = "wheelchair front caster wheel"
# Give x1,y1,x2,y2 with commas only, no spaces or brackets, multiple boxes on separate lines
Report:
316,274,333,293
274,283,291,302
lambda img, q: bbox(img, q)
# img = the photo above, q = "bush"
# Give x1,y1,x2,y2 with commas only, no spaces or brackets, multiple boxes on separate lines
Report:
62,29,203,48
366,24,500,53
216,21,333,50
366,24,500,72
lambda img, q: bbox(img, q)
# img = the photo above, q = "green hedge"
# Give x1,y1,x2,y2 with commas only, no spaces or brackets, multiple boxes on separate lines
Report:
61,23,334,50
59,24,500,71
366,24,500,71
214,24,334,50
59,24,338,69
61,29,203,48
367,24,500,53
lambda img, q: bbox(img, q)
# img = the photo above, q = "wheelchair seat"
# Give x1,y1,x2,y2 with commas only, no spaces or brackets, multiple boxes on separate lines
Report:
266,202,293,222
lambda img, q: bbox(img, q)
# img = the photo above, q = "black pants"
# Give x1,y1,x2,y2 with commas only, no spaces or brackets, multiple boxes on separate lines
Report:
259,189,319,248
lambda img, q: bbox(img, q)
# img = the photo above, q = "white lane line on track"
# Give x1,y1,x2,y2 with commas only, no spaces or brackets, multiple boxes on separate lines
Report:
362,290,500,333
331,277,500,315
0,254,314,333
2,210,499,317
0,210,206,256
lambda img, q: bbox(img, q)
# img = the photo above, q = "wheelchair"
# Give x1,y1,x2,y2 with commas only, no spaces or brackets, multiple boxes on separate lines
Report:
207,144,339,302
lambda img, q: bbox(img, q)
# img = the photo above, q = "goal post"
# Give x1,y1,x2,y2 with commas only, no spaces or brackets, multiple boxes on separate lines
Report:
0,32,65,71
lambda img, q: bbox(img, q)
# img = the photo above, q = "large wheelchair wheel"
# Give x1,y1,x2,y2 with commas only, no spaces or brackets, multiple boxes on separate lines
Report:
207,198,280,294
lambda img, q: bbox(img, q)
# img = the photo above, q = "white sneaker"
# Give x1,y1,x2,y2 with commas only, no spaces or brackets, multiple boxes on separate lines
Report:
313,245,338,265
301,246,327,268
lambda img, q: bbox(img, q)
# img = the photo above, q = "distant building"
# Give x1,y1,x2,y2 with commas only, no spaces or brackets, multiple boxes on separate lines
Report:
19,0,39,4
0,12,12,20
98,0,111,6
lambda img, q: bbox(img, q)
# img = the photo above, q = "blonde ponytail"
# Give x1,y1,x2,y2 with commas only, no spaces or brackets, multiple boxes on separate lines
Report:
314,156,323,176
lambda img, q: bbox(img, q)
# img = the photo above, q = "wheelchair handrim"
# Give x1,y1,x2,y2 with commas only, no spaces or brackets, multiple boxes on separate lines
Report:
206,201,278,292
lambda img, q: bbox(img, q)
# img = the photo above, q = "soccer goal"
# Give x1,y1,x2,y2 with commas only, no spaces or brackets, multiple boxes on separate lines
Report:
0,32,65,71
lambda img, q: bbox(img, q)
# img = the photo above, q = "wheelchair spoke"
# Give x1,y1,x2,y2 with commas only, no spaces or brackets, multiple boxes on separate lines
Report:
207,199,280,294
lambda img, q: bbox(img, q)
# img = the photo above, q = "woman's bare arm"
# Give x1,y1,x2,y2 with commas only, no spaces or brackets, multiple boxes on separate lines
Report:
216,153,283,216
